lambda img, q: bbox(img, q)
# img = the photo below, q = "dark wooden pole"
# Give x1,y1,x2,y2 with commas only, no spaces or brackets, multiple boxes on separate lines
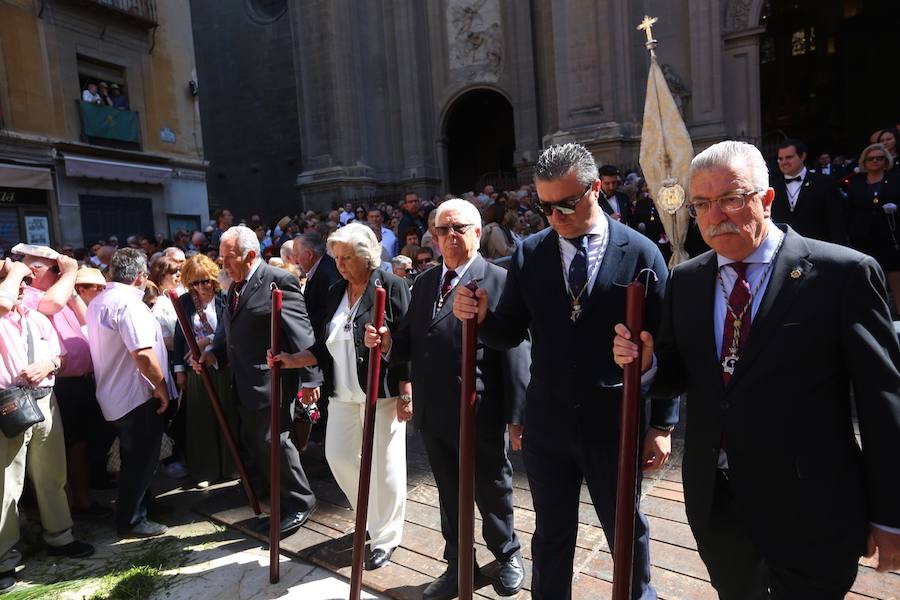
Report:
611,281,647,600
269,287,283,584
458,280,479,600
349,284,387,600
165,290,260,515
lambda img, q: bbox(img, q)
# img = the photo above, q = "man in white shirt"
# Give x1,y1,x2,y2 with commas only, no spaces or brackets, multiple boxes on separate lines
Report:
87,248,175,539
368,208,397,257
81,83,101,104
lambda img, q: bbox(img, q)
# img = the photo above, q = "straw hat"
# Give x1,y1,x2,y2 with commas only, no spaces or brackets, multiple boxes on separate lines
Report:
75,268,106,287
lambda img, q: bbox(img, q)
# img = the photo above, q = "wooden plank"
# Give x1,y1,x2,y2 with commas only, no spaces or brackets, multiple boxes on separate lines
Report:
850,566,900,600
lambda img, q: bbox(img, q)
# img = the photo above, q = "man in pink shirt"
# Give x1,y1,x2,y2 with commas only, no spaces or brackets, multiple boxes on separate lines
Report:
19,248,113,518
87,249,175,539
0,259,94,594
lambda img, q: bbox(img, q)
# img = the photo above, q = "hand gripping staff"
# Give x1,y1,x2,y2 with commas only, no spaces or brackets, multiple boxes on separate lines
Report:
165,290,261,516
612,269,657,600
269,284,284,583
458,280,479,600
349,282,387,600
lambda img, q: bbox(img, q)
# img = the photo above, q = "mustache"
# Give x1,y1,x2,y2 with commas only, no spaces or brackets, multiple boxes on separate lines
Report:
705,221,740,237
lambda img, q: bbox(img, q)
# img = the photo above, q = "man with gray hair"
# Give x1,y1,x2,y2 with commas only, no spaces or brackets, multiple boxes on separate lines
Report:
279,239,295,266
87,248,176,538
614,140,900,597
196,225,322,536
455,143,673,599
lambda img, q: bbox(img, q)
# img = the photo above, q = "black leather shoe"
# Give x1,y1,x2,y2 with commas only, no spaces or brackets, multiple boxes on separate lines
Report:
47,540,95,558
424,561,483,600
257,503,318,536
364,546,395,570
493,554,524,596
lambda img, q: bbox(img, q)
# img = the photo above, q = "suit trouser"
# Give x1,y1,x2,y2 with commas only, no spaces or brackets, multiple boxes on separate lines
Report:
696,470,858,600
325,397,406,551
524,426,655,600
112,398,164,530
237,401,316,516
1,393,75,570
420,428,519,563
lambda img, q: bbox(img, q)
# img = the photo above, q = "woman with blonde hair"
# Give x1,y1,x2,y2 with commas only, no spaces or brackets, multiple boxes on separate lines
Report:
847,142,900,314
172,254,238,486
269,222,411,570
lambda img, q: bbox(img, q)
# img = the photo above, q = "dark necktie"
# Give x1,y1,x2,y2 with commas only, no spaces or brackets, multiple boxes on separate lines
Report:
567,235,589,299
720,262,751,384
439,270,457,303
230,281,245,315
785,176,802,184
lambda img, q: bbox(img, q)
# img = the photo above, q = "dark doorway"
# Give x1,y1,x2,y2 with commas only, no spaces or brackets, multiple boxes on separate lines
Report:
79,195,153,245
759,0,899,160
444,89,516,194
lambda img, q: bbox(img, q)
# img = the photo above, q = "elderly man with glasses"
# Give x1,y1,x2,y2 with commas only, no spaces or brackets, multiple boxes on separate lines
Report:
455,144,673,600
614,140,900,599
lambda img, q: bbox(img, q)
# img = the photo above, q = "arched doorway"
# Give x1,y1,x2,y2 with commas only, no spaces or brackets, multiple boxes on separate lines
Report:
758,0,899,157
443,89,516,195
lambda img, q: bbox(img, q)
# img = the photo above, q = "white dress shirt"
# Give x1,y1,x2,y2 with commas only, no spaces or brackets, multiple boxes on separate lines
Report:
784,167,807,211
558,217,610,295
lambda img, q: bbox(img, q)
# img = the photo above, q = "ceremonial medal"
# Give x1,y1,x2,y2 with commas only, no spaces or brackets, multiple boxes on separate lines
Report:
721,351,738,375
790,268,801,279
570,302,582,323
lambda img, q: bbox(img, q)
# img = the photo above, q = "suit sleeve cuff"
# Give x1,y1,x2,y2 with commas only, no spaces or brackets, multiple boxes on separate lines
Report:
872,522,900,534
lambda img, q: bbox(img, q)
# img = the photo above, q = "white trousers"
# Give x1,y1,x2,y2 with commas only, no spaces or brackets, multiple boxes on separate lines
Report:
325,396,406,551
1,393,74,571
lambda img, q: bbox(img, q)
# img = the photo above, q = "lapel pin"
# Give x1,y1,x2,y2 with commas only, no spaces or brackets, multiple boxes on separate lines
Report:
790,268,802,279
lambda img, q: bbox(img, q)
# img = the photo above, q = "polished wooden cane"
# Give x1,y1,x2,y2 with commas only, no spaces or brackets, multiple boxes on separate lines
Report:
458,281,479,600
166,290,261,516
349,283,387,600
611,279,648,600
269,286,283,584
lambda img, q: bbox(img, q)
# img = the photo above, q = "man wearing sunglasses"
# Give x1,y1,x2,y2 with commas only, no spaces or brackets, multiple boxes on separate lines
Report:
454,143,673,600
614,140,900,598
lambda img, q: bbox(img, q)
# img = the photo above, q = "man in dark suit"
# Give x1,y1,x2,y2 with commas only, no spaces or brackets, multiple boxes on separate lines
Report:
366,198,530,599
614,140,900,599
198,225,321,535
598,164,630,225
771,139,847,244
455,144,677,600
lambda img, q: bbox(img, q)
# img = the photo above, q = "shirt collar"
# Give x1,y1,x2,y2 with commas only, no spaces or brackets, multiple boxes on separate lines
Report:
785,166,807,181
561,215,609,246
716,220,784,268
239,258,262,285
306,255,322,279
108,281,145,299
441,252,478,280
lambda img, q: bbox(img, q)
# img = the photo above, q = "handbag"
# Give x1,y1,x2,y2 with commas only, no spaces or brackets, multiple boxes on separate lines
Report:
0,321,46,438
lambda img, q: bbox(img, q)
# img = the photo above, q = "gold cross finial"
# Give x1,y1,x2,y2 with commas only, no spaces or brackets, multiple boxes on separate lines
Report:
637,15,658,44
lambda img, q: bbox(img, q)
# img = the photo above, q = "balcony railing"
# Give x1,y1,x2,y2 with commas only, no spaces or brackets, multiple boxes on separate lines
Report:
73,0,159,28
77,101,141,148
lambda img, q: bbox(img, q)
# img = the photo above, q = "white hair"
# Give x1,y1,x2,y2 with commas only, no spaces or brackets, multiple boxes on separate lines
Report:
280,239,294,262
326,222,382,268
163,247,185,261
220,225,260,258
390,255,412,268
689,140,769,192
434,198,482,235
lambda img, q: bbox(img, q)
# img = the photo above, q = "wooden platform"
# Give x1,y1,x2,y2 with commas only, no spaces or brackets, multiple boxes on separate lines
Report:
195,431,899,599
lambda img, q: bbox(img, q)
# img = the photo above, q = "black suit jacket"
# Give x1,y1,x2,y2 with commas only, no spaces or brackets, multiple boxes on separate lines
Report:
172,292,225,373
770,171,847,244
650,226,900,565
479,216,678,438
212,261,322,409
303,254,341,329
309,270,410,399
390,255,530,441
599,190,629,225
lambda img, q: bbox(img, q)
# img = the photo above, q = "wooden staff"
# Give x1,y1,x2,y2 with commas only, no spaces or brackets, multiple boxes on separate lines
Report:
349,283,387,600
165,290,260,516
458,280,479,600
611,280,647,600
269,286,283,584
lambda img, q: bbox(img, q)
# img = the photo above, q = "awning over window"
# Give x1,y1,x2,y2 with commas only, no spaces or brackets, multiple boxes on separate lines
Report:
63,154,172,185
0,164,54,190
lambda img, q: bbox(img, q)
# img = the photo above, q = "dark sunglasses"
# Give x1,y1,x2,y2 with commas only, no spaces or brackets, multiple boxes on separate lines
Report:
866,155,887,162
190,279,213,288
434,223,474,236
536,184,592,216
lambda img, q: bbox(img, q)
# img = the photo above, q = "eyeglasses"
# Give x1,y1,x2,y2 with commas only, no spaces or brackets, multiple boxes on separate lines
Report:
190,279,213,288
688,190,761,217
866,155,887,162
535,185,592,216
434,223,474,237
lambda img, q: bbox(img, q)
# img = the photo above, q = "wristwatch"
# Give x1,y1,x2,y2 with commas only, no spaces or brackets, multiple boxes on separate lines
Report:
651,423,676,433
50,358,60,376
398,393,412,404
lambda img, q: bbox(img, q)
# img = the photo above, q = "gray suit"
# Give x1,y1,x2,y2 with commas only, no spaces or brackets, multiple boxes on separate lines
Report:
212,261,321,514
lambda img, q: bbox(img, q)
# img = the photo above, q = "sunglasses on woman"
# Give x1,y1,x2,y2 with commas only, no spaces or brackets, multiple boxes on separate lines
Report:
535,184,592,216
190,279,213,288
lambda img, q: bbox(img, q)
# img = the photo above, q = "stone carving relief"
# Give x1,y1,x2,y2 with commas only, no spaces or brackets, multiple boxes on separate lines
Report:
446,0,503,82
723,0,766,33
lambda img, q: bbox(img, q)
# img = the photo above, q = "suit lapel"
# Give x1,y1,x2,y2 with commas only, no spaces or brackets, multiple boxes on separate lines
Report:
580,218,627,319
353,270,382,327
233,262,266,318
431,255,486,327
691,253,725,393
726,227,811,391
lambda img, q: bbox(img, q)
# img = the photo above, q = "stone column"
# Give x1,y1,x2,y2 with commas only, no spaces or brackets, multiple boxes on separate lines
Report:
723,26,765,143
687,0,728,144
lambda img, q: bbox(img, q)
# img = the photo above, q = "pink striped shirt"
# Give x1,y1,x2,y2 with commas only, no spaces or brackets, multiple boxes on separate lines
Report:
0,304,63,390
